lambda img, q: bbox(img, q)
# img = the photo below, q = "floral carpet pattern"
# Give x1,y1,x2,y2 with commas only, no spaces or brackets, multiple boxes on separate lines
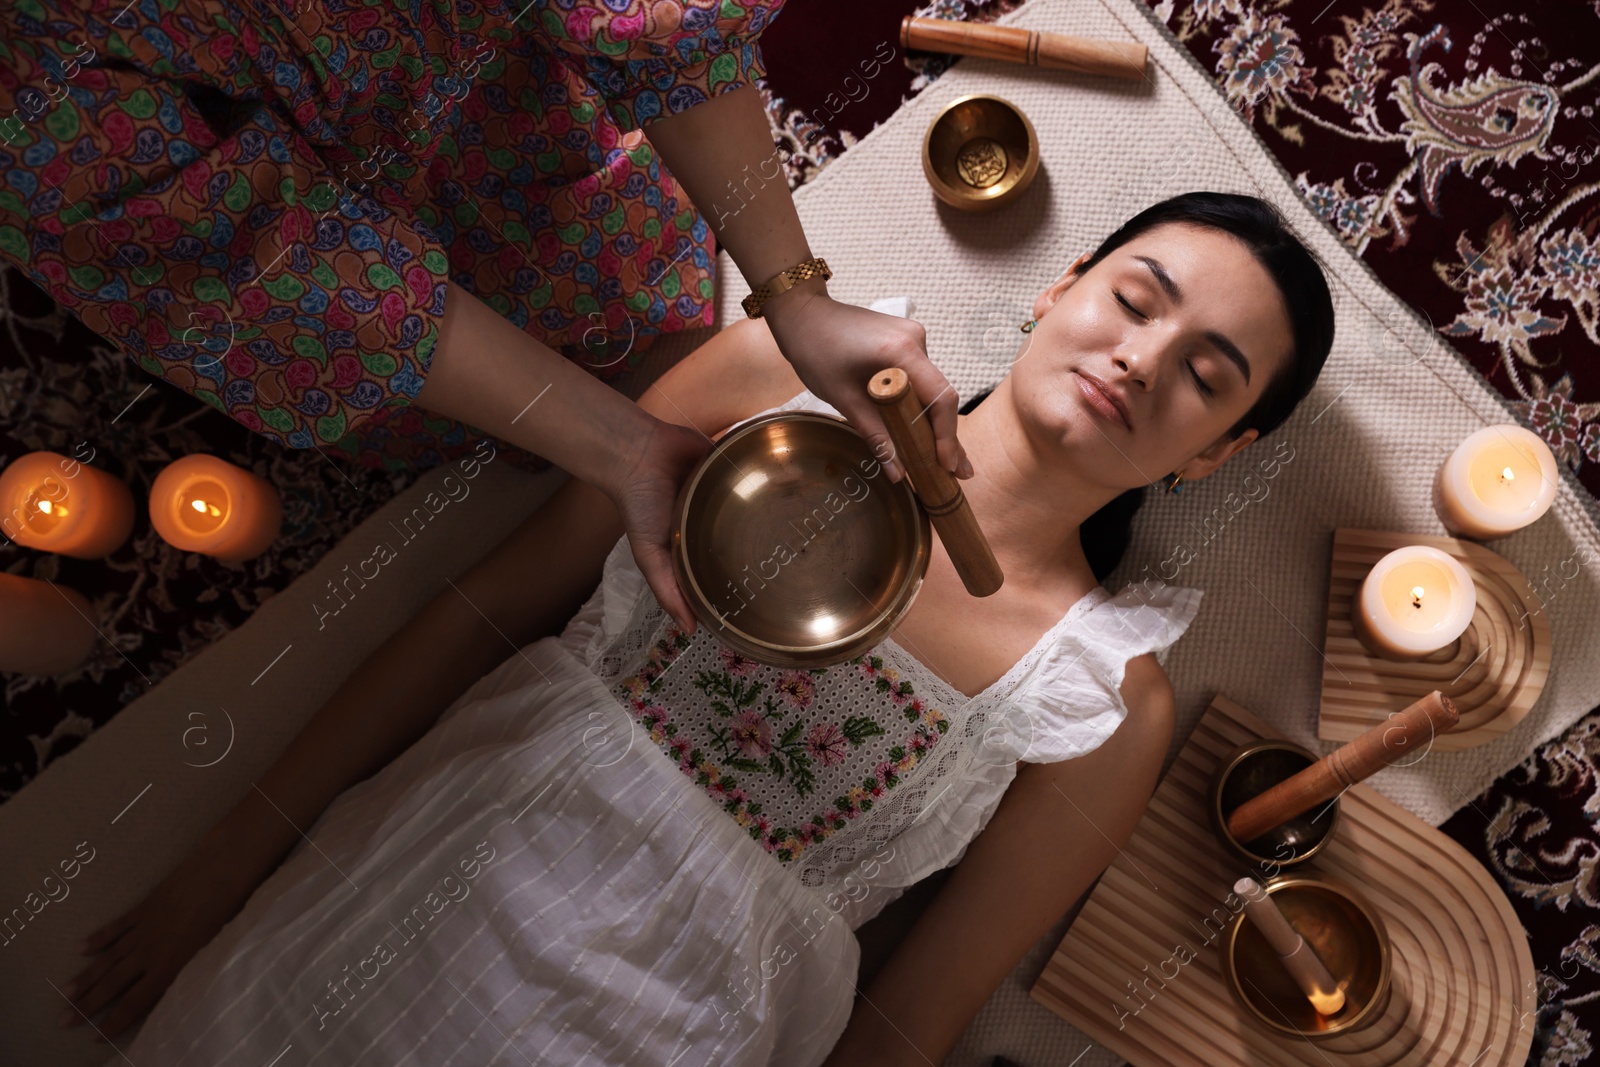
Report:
3,1,1599,1063
1152,0,1600,491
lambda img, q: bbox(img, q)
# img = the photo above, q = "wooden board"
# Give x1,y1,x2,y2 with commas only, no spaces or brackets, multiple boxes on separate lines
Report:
1318,527,1551,751
1030,694,1536,1067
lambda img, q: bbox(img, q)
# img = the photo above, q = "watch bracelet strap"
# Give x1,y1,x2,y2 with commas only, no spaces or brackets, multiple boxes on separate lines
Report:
742,257,832,318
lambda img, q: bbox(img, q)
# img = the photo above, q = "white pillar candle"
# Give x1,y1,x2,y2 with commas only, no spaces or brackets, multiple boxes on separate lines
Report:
1434,424,1558,539
1351,546,1477,660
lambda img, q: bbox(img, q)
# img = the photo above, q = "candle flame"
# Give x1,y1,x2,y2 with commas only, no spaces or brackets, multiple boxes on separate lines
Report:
190,499,222,518
37,500,51,514
1308,988,1346,1015
1501,465,1515,482
1410,585,1425,608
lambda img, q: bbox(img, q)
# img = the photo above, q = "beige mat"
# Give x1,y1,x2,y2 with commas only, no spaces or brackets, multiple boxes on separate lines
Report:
3,0,1598,1065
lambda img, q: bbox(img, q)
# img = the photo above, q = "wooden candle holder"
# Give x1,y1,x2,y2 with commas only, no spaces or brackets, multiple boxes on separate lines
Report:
1031,694,1536,1067
1318,527,1551,752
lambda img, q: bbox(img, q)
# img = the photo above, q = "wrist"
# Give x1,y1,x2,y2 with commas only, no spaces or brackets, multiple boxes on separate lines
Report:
759,278,829,331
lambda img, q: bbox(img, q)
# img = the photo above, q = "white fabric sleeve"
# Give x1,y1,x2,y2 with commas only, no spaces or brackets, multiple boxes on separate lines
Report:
1010,581,1204,764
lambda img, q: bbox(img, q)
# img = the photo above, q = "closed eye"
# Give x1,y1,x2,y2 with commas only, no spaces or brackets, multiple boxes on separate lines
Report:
1114,289,1215,399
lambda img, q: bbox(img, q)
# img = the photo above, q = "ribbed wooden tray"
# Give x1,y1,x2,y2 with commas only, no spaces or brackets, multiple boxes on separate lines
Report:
1317,527,1551,752
1031,694,1536,1067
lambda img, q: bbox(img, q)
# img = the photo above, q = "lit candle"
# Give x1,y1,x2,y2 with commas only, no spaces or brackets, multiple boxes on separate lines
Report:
149,454,282,563
1351,545,1476,660
1434,424,1558,539
1235,878,1346,1016
0,573,98,675
0,451,134,559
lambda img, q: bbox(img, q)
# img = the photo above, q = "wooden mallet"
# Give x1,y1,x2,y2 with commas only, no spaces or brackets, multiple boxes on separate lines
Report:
1226,690,1460,844
900,15,1148,81
868,368,1003,598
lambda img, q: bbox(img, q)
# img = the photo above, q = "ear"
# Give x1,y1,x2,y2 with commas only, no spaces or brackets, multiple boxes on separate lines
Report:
1176,427,1260,483
1033,251,1093,321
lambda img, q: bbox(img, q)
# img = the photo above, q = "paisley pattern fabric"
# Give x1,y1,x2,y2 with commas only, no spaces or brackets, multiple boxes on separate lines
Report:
0,0,782,466
0,0,1020,806
1148,0,1600,505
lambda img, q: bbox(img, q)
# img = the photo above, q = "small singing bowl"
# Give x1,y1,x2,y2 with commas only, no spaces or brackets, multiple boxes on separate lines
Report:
669,411,931,668
922,93,1040,211
1209,740,1341,869
1222,875,1392,1038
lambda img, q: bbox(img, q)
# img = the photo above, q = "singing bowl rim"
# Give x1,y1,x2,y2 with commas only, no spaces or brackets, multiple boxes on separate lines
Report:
669,410,932,668
1208,738,1342,868
920,92,1041,212
1221,874,1393,1039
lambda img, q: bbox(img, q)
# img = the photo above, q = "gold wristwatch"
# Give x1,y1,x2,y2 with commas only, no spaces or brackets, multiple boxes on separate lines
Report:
741,257,832,318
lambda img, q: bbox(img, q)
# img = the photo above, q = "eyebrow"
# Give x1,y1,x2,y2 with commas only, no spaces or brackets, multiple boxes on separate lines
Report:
1133,255,1253,386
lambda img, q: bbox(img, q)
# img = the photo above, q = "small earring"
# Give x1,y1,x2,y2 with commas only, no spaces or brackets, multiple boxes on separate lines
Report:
1020,319,1037,333
1161,470,1186,494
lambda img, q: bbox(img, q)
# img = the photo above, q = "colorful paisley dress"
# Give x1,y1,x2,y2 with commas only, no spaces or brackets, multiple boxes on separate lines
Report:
113,383,1205,1065
0,0,783,472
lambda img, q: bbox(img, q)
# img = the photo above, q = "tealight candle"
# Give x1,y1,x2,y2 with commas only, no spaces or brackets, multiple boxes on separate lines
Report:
0,573,98,675
0,451,134,558
1434,424,1558,539
1351,545,1476,660
149,454,282,563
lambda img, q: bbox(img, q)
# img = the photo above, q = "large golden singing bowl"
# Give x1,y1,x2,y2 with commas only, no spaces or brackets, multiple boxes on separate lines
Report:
670,411,931,668
1222,876,1392,1038
922,93,1040,211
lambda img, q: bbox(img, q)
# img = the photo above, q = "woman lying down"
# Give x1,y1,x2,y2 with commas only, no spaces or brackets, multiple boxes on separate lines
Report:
62,191,1334,1065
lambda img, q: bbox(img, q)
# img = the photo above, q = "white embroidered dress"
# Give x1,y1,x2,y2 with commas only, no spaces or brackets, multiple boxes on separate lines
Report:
123,388,1203,1067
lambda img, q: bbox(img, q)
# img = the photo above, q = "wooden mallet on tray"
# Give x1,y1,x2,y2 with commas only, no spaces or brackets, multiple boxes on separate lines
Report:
1226,690,1460,844
868,367,1004,597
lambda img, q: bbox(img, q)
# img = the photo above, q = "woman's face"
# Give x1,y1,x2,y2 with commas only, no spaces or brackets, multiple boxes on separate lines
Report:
1007,221,1296,491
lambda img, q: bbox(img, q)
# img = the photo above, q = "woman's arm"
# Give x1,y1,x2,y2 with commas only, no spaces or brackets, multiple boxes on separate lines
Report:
819,655,1178,1066
645,82,970,486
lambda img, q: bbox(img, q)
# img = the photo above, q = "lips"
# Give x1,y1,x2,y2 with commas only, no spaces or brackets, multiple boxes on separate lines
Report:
1075,371,1132,431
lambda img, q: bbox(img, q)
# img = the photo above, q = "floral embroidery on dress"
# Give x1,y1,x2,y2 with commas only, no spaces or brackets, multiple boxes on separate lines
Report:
612,624,950,864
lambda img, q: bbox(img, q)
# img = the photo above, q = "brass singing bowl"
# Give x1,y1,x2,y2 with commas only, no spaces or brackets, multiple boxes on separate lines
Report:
1210,739,1341,869
1222,875,1392,1038
669,411,931,668
922,93,1040,211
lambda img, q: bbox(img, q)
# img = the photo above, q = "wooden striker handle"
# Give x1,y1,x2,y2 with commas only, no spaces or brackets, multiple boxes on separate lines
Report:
867,368,1003,598
900,16,1148,80
1226,690,1459,844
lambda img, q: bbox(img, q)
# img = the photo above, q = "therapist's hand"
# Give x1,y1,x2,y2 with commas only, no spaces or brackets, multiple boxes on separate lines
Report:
607,416,715,637
762,290,973,485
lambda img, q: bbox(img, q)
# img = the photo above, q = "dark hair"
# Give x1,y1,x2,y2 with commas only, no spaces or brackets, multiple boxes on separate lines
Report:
962,191,1335,584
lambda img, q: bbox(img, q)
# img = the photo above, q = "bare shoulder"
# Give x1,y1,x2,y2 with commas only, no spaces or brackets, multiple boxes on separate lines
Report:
1115,653,1177,756
636,317,805,437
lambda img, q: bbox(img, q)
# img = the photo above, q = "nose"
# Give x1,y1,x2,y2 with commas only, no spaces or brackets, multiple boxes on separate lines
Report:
1111,346,1152,390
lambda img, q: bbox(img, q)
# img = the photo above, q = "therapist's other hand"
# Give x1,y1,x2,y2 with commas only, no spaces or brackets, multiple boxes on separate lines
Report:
763,291,972,484
608,416,714,637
